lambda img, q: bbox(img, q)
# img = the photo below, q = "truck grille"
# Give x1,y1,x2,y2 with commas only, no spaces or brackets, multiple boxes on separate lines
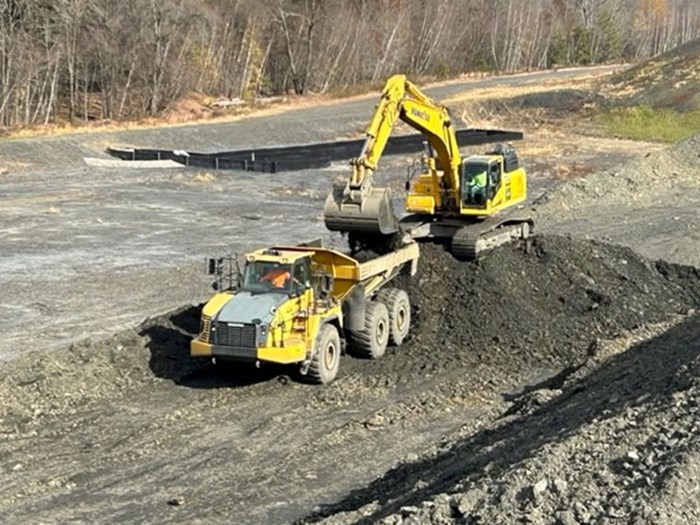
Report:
214,323,256,347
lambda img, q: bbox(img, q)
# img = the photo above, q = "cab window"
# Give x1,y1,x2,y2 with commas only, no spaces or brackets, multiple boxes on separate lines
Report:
292,258,311,292
489,162,500,186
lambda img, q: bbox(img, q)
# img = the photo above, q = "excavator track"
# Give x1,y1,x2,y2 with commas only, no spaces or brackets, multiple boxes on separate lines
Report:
450,215,533,261
450,230,479,260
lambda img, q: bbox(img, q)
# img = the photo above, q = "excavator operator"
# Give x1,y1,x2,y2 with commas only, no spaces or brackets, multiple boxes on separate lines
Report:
467,170,488,204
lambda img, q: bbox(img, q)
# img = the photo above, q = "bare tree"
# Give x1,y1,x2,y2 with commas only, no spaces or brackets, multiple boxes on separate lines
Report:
0,0,699,131
272,0,321,94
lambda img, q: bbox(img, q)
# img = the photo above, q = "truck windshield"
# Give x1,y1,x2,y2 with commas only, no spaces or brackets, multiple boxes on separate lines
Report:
242,261,293,293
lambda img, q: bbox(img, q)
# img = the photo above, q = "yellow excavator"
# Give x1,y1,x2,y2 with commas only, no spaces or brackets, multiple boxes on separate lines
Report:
323,74,532,259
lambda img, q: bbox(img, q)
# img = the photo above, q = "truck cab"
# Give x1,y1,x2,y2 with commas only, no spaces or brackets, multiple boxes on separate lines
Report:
191,249,322,368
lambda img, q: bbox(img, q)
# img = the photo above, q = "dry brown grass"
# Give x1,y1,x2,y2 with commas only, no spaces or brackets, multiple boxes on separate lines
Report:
2,67,618,140
4,90,383,140
442,70,618,105
192,172,216,183
552,162,599,179
169,171,217,185
445,78,589,105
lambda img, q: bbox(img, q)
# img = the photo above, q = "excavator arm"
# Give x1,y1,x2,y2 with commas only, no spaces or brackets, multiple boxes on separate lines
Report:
324,74,462,235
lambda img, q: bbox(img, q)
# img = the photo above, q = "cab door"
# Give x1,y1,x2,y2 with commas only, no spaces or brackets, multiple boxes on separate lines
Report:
290,258,313,346
489,159,512,206
487,161,501,201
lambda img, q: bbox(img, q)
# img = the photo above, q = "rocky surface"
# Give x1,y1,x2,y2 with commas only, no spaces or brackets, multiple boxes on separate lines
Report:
535,133,700,213
534,133,700,268
1,234,699,524
302,314,700,525
292,132,700,525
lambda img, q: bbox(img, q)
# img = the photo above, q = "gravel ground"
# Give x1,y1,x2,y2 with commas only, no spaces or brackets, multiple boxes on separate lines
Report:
303,314,700,525
1,236,698,525
1,66,699,525
534,132,700,267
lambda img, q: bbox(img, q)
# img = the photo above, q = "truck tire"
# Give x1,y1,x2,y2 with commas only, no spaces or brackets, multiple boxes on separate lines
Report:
350,301,389,359
376,288,411,346
307,323,341,384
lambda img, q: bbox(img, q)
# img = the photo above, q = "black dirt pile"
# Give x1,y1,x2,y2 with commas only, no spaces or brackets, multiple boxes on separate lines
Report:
375,235,700,379
306,315,700,525
302,237,700,525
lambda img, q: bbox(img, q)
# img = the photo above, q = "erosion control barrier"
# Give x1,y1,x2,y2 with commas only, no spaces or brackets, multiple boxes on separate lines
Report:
106,128,524,174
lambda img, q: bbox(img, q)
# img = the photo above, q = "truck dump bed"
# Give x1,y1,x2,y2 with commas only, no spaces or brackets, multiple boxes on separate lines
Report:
266,242,419,303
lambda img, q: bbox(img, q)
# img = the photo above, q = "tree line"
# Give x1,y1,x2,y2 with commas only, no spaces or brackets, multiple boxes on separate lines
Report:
1,0,698,129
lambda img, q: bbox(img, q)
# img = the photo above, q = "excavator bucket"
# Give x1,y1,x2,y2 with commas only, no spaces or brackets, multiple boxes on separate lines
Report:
323,184,399,235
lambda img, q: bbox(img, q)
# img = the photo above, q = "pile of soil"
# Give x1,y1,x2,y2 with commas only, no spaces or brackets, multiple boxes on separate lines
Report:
298,236,700,525
366,235,700,380
0,307,202,427
305,313,700,525
534,132,700,220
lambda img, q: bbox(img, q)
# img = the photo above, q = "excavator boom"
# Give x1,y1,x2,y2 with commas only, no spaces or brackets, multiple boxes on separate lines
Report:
323,75,459,236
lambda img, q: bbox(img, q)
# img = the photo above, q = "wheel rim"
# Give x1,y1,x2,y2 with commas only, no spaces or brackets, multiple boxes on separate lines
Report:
376,319,387,344
396,306,407,332
324,341,337,369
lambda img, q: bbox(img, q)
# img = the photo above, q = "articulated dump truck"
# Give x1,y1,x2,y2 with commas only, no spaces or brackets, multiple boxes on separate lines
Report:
190,240,419,384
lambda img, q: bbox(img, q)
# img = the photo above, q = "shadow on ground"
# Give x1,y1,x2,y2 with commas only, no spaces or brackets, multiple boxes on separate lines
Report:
140,304,288,389
298,313,700,524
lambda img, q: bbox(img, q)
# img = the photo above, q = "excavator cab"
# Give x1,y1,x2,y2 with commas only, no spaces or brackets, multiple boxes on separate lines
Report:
459,144,527,217
461,159,502,207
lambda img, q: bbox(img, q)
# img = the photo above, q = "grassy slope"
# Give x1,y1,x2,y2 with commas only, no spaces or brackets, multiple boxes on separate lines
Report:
596,38,700,142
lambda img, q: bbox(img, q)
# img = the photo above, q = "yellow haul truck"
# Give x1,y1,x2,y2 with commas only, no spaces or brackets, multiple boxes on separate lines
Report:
190,241,419,384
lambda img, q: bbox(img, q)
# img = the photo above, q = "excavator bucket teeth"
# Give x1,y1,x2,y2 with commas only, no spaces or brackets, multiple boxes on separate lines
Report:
323,184,399,235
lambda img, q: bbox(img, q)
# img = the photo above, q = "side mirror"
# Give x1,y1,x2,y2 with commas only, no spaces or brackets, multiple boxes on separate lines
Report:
405,180,410,192
321,274,333,294
212,281,220,291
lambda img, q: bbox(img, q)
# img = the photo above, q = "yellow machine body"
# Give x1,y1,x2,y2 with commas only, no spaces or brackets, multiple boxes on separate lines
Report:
406,154,527,217
323,74,532,259
190,242,419,376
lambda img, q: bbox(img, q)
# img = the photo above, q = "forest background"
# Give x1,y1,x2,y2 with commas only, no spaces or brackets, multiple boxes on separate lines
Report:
1,0,698,129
